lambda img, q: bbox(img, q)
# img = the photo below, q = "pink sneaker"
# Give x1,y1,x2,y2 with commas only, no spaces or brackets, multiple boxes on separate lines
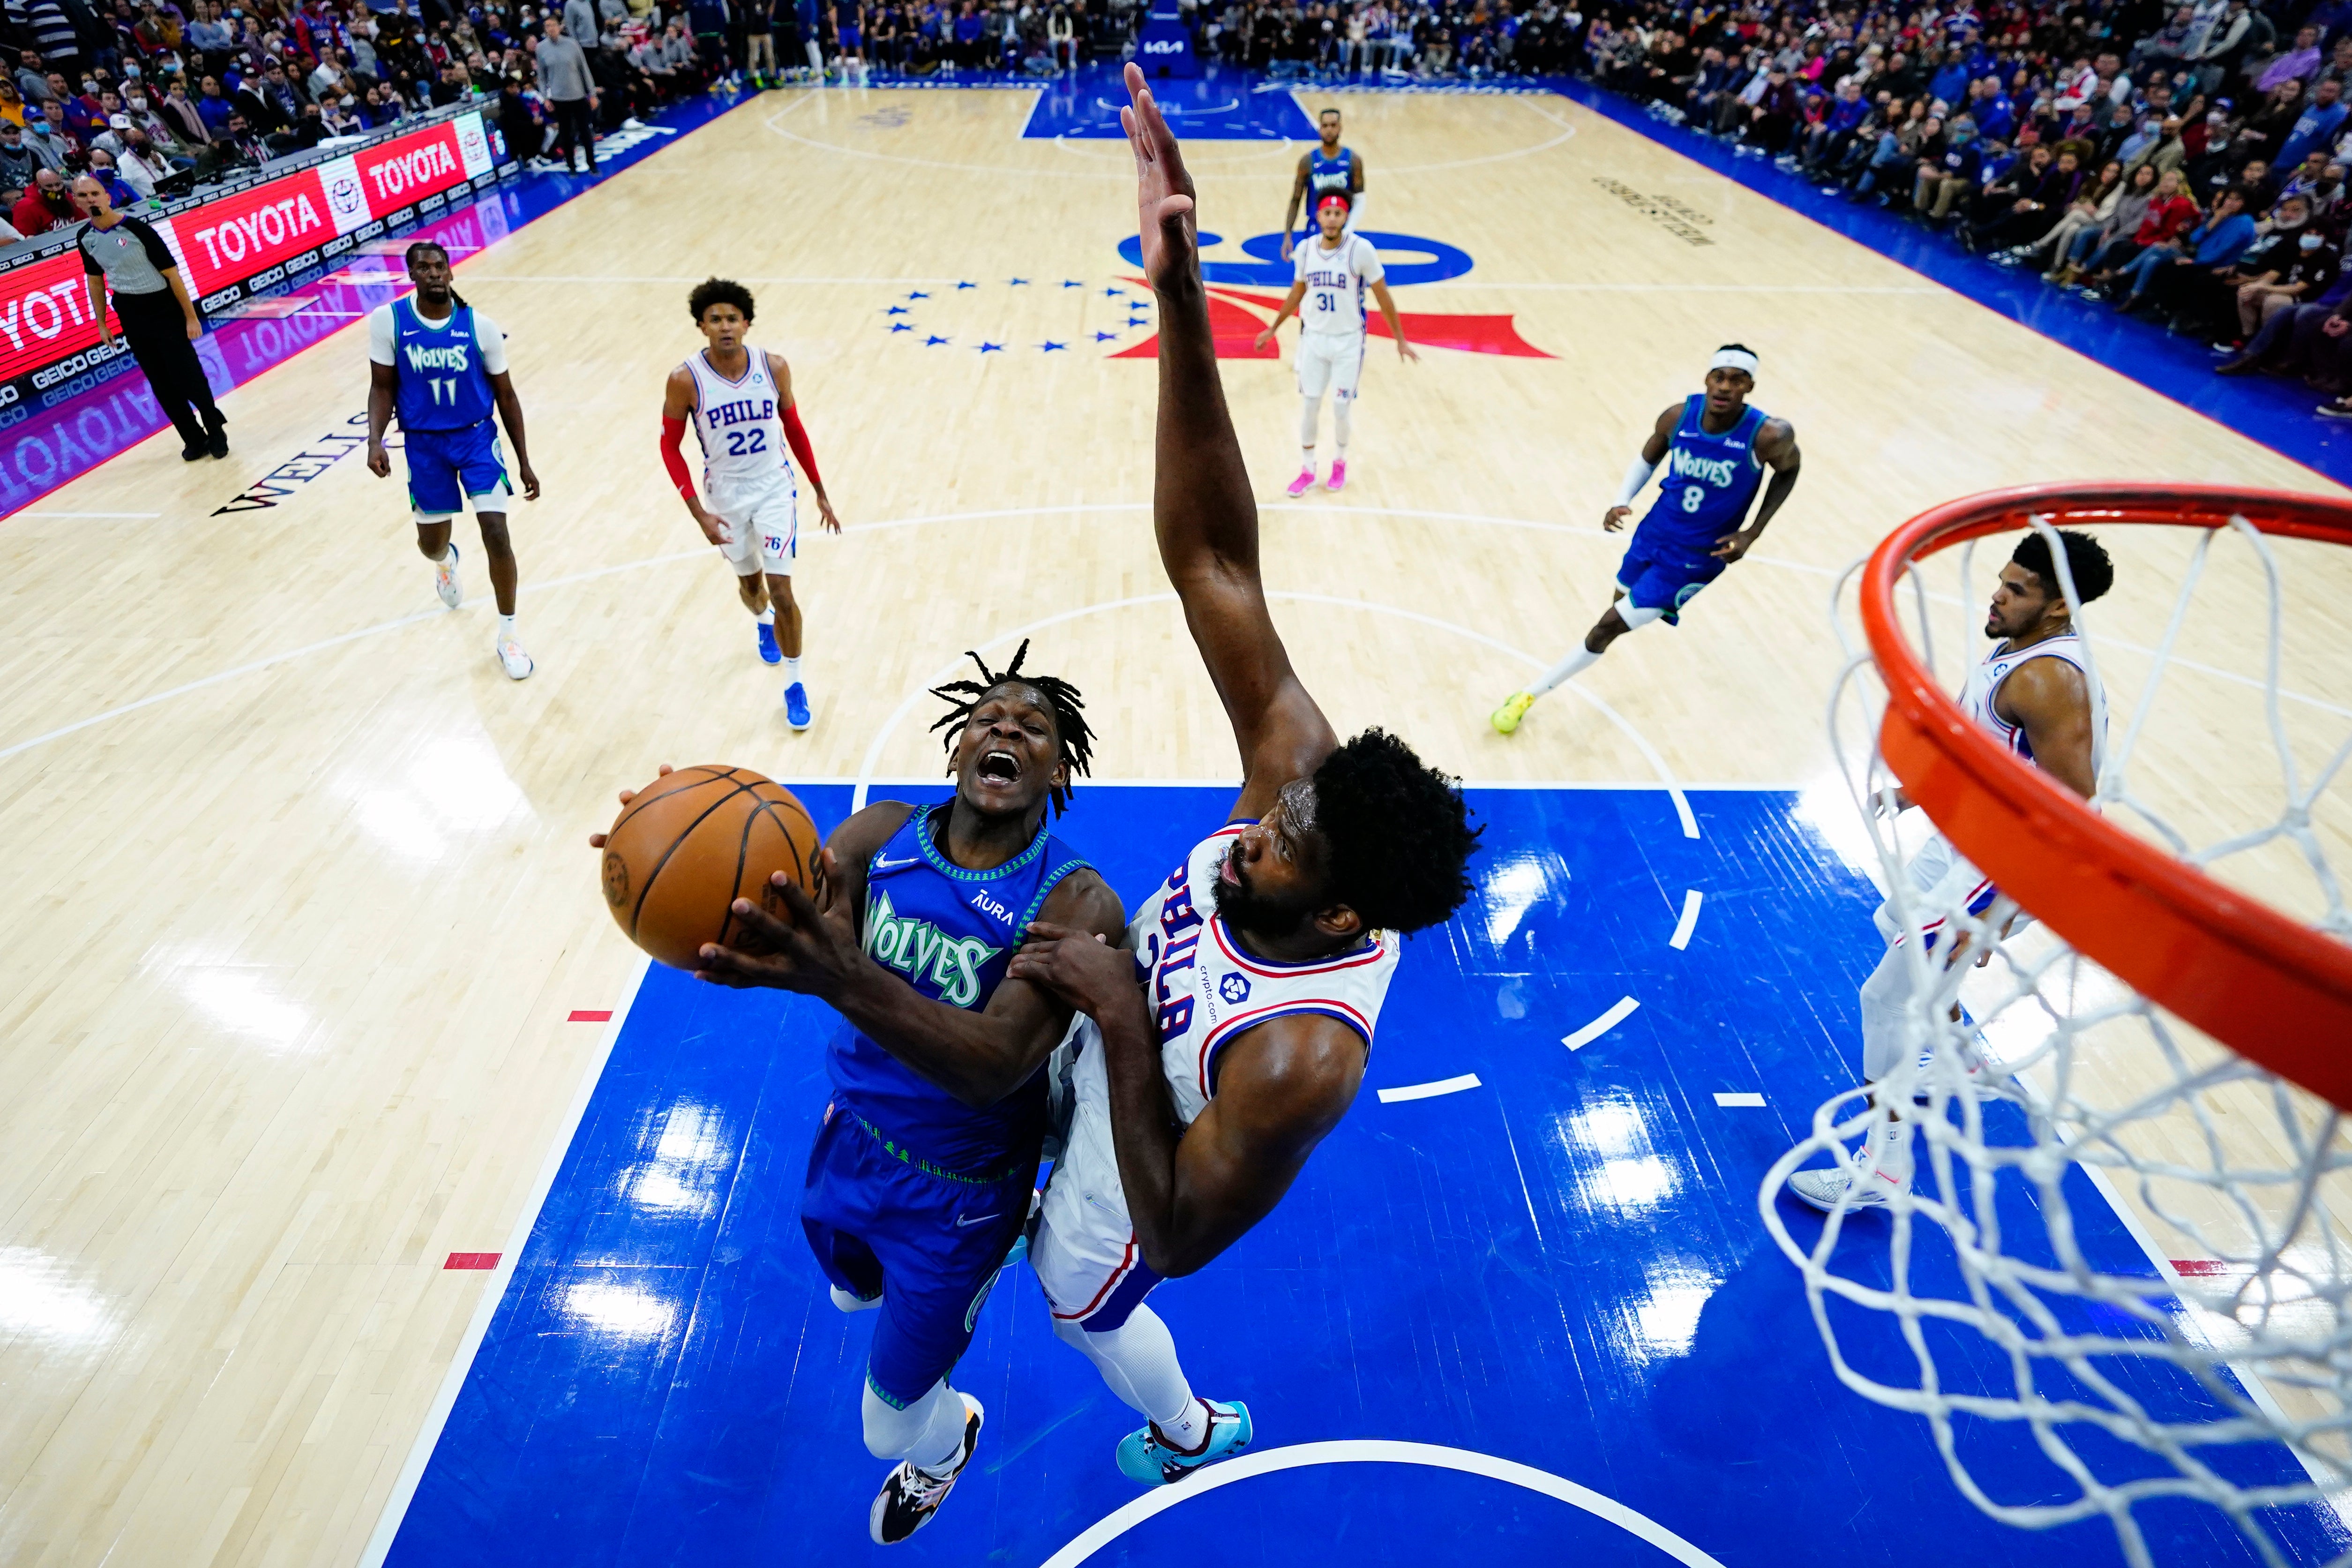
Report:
1325,459,1347,492
1285,467,1316,497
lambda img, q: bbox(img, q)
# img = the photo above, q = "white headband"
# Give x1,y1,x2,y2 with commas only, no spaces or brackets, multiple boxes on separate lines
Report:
1710,348,1760,377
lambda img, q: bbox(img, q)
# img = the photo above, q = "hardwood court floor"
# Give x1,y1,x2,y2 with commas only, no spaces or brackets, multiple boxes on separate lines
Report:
0,83,2346,1567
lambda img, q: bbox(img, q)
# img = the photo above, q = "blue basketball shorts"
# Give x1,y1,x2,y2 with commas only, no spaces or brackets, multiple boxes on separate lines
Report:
1614,533,1727,625
404,419,511,521
800,1102,1037,1408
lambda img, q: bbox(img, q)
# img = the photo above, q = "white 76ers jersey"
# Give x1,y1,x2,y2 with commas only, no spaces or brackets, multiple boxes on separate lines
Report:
1293,234,1384,338
1960,630,2107,775
1034,822,1399,1321
682,345,794,502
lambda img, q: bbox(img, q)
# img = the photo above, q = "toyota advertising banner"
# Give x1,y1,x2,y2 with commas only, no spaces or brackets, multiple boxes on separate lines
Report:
0,109,509,409
157,112,499,308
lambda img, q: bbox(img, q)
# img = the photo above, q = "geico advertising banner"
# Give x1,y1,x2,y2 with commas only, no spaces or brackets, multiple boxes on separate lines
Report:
0,250,120,384
155,112,491,301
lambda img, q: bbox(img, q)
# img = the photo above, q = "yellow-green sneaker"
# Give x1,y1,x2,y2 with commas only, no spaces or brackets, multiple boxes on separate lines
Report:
1491,692,1536,735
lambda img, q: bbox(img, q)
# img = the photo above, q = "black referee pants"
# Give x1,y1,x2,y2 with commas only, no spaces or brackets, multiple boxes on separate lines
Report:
550,96,597,169
115,288,220,450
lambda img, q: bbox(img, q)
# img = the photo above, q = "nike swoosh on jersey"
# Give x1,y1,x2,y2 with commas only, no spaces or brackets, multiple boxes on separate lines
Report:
954,1213,1001,1227
871,855,920,872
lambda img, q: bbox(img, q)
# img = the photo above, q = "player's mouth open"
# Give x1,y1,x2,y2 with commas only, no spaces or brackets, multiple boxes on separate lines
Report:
977,750,1020,784
1220,845,1242,884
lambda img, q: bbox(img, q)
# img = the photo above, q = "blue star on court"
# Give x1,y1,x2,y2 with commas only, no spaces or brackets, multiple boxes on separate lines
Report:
924,335,951,346
890,323,913,332
1062,280,1083,288
1093,330,1120,342
1007,278,1029,286
1039,341,1066,352
906,291,929,300
977,341,1004,353
884,306,909,315
1103,287,1126,298
955,281,977,290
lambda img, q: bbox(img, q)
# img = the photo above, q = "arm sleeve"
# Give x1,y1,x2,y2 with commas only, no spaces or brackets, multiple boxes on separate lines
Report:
367,304,397,365
660,414,697,499
781,403,823,489
471,311,509,375
1615,453,1659,505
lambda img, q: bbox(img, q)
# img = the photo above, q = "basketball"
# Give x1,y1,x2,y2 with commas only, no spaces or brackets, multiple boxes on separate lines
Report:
599,766,823,971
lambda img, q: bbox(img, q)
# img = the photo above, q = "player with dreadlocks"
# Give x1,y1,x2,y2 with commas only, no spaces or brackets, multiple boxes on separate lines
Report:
1002,66,1482,1492
688,639,1124,1545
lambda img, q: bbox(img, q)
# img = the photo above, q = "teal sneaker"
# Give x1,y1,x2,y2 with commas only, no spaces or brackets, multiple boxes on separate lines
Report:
1115,1399,1252,1485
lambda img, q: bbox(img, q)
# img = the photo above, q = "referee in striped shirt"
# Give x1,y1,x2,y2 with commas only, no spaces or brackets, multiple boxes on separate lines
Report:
73,172,227,461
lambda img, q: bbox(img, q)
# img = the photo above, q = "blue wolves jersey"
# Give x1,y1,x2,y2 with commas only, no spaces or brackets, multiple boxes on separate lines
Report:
1639,393,1768,550
827,803,1094,1173
390,298,496,433
1307,146,1355,215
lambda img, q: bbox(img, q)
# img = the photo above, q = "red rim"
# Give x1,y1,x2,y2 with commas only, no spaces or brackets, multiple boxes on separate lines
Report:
1860,482,2352,1108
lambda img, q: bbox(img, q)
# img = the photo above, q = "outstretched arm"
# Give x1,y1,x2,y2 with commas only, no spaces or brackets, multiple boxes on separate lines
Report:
1127,63,1337,823
1281,151,1309,257
1711,416,1799,562
1252,279,1308,349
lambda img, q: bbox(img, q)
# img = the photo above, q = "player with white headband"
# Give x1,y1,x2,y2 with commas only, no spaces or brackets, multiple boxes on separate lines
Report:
1491,344,1802,735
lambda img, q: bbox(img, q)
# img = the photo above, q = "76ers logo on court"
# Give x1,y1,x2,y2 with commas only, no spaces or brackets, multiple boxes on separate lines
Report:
1219,973,1251,1005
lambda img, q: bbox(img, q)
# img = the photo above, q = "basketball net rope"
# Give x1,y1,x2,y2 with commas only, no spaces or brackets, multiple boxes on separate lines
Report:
1762,514,2352,1568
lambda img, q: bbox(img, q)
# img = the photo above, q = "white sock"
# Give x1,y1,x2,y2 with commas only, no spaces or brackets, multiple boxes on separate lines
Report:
1052,1305,1201,1446
497,613,517,641
783,655,802,686
756,605,776,626
861,1379,970,1473
1333,396,1353,457
1528,645,1600,696
1862,1109,1913,1185
438,543,457,566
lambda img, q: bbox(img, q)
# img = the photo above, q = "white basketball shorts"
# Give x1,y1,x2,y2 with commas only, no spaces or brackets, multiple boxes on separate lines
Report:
1296,330,1366,402
1030,1066,1161,1328
710,475,798,579
1872,826,2032,953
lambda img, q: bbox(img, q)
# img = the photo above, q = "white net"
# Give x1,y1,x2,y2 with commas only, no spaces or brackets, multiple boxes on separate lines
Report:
1760,508,2352,1568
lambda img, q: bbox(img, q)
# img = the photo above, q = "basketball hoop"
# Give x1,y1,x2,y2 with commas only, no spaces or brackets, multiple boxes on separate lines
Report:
1761,483,2352,1568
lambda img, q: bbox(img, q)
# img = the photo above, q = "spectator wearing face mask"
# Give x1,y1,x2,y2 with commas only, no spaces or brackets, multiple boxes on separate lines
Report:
9,165,74,234
1913,114,1983,222
2199,195,2340,348
0,119,40,195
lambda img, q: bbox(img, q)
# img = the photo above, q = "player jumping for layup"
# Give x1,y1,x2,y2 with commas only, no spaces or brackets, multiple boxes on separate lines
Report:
1281,106,1365,259
1789,530,2112,1213
365,241,541,680
1491,346,1801,735
1006,64,1480,1489
1254,192,1416,496
661,277,843,729
669,645,1125,1544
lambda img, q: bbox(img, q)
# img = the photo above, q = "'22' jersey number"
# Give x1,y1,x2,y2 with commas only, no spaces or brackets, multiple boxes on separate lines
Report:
724,427,769,458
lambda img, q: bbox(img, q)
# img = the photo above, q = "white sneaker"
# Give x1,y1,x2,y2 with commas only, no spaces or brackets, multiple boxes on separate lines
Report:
622,115,646,129
496,632,535,680
1787,1165,1905,1214
434,543,462,608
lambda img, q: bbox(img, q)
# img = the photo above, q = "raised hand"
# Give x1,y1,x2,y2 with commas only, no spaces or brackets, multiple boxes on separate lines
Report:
693,872,861,996
1121,61,1198,296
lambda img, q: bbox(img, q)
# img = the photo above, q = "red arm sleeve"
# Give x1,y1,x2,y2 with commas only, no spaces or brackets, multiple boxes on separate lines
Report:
660,414,696,502
781,404,823,491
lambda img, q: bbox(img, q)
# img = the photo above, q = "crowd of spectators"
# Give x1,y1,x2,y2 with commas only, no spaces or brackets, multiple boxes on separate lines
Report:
7,0,2342,405
1572,0,2352,414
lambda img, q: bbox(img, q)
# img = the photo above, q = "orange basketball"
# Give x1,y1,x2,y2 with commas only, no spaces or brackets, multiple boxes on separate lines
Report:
599,766,823,971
